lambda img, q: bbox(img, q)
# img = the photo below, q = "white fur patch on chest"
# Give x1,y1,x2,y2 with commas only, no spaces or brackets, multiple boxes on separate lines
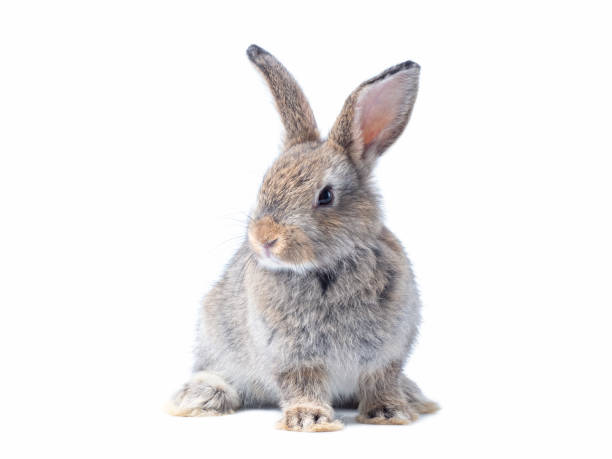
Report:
326,356,362,399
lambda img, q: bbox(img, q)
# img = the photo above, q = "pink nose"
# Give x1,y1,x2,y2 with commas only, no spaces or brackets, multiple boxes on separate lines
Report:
262,239,278,249
262,238,277,257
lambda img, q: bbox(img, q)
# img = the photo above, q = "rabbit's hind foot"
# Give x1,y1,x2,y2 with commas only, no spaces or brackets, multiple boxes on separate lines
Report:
166,371,240,417
400,375,440,415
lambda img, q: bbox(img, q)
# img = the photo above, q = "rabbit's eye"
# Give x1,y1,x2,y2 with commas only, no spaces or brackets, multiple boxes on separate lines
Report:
317,186,334,207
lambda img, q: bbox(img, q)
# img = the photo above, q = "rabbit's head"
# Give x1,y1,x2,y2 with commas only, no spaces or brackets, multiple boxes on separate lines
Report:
246,45,420,273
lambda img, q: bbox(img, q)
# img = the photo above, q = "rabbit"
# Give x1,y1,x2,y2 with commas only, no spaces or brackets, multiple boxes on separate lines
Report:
166,44,438,432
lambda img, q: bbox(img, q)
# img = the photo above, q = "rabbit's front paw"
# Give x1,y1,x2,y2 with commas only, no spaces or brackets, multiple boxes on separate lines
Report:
356,403,418,425
276,402,343,432
166,371,240,417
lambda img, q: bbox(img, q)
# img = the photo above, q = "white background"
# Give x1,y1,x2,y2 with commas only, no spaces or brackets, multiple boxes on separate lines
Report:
1,1,611,457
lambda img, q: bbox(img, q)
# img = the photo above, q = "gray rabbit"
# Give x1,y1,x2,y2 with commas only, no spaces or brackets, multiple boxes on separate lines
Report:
167,45,438,432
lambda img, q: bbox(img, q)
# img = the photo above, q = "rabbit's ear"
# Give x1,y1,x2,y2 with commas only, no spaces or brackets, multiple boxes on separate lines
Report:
247,45,320,149
328,61,420,175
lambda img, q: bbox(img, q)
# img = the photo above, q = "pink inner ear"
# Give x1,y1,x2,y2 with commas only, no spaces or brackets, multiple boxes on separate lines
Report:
358,75,406,148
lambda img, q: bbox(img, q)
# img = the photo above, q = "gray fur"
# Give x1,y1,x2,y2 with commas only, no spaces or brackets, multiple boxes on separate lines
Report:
168,45,438,431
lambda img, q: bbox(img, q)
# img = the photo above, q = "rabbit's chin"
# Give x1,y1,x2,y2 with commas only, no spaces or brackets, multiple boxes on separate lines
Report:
255,254,317,275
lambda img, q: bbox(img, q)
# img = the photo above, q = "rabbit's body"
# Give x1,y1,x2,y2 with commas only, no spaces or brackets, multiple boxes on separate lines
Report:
168,45,438,431
192,226,420,408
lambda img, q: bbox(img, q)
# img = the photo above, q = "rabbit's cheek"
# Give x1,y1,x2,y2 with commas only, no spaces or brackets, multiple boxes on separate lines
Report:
279,226,315,265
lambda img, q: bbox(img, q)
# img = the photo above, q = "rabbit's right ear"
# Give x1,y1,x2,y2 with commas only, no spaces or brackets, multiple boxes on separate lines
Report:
328,61,420,176
247,45,320,150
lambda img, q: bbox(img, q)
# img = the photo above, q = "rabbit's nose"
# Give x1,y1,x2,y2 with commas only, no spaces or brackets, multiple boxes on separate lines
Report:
262,238,278,257
262,238,278,249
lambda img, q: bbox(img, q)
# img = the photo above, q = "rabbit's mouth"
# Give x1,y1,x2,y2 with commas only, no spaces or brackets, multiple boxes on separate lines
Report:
247,215,316,274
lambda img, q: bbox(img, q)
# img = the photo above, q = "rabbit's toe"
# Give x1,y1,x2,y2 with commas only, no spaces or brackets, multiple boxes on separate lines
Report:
166,371,240,417
276,402,343,432
356,403,418,425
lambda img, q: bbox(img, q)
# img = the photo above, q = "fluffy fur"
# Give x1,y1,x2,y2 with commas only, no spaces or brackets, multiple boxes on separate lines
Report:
167,44,438,431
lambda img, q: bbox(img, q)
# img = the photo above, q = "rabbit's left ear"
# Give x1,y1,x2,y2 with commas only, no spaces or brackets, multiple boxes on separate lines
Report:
328,61,420,175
